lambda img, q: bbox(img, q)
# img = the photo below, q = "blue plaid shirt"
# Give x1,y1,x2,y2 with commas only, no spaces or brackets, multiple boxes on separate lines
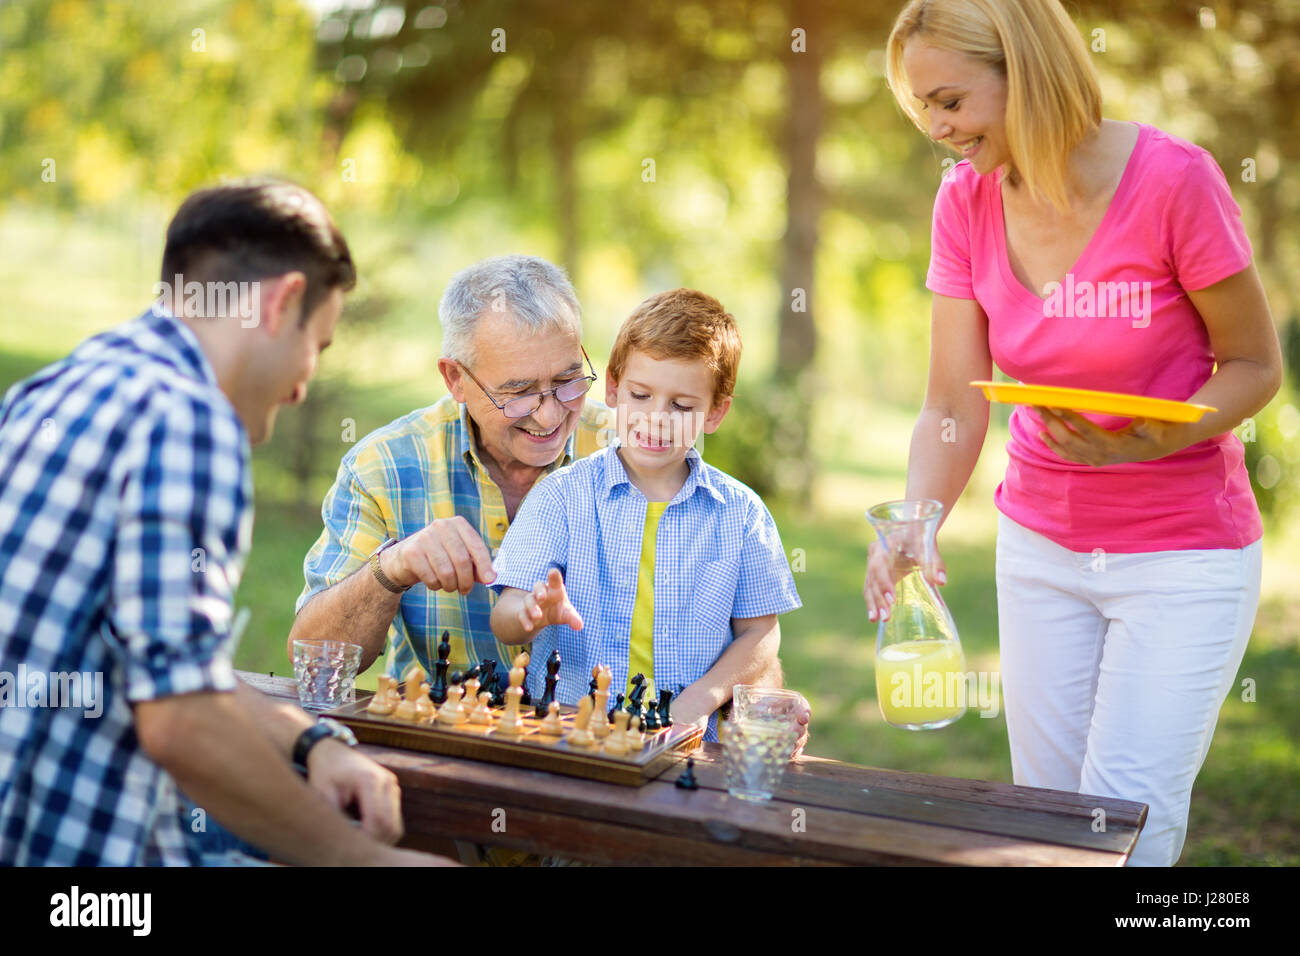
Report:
490,445,801,740
0,308,251,865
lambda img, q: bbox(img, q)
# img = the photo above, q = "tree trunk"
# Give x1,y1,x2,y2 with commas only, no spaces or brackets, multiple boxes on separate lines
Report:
776,0,823,504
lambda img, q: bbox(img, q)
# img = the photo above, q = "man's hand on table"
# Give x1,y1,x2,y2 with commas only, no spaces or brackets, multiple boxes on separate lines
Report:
305,739,404,845
382,516,497,594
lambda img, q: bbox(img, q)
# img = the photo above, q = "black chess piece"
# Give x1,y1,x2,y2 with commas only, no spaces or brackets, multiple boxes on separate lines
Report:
658,689,674,728
588,666,599,700
644,700,660,731
625,673,645,717
535,649,561,718
489,664,507,707
675,757,699,790
628,674,649,717
609,692,625,723
430,631,452,705
472,660,495,706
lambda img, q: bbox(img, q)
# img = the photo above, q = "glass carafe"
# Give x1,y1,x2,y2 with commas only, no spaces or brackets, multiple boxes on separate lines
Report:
866,499,966,730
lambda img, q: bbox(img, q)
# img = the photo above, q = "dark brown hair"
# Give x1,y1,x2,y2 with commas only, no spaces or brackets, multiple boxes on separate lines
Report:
161,178,356,323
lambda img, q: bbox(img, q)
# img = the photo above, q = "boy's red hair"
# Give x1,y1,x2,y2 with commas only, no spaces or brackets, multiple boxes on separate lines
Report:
608,289,742,405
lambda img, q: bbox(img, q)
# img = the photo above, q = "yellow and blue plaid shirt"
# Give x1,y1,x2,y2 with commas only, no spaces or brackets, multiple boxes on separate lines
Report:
296,395,615,683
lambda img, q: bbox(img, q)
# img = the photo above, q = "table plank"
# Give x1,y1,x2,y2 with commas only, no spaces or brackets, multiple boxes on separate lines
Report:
365,745,1125,866
239,670,1140,865
676,748,1142,854
787,754,1148,828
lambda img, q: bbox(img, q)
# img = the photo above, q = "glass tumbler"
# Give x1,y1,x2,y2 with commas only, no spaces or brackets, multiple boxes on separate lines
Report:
292,640,362,712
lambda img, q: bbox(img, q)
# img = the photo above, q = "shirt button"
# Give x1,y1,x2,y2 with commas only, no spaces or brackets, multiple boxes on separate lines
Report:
496,521,506,531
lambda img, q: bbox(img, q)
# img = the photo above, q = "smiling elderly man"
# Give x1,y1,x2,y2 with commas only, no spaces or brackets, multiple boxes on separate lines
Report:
288,257,617,681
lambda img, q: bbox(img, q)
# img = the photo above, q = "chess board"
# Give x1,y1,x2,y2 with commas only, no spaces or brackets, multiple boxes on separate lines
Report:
326,690,704,786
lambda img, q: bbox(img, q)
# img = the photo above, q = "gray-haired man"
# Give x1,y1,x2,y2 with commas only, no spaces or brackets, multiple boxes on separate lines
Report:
288,255,615,685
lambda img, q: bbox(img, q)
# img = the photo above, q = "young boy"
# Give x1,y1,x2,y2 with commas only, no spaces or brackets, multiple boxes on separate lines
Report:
489,289,801,740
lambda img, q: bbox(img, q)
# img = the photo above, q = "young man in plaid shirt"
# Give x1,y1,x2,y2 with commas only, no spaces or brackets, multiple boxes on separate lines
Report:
0,180,446,866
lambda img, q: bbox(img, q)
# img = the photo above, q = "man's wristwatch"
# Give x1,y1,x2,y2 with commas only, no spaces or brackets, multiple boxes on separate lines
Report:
370,537,411,594
292,717,358,776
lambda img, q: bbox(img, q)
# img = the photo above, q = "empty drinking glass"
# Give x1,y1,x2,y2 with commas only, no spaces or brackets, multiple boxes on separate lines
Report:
292,640,362,712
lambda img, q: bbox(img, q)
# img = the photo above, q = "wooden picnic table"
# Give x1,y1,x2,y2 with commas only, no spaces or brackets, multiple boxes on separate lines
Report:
241,670,1147,865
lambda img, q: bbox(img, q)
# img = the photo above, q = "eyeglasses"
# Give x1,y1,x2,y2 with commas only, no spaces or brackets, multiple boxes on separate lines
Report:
458,346,598,419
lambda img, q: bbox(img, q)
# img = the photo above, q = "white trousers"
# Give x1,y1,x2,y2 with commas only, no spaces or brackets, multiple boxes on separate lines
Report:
994,512,1261,867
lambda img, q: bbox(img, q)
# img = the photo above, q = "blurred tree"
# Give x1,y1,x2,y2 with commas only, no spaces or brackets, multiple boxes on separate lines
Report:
0,0,329,207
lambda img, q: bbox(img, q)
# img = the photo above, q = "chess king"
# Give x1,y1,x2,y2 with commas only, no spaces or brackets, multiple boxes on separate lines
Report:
288,258,809,749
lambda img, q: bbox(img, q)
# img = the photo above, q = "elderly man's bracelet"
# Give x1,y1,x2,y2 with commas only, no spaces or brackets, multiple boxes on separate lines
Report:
370,538,411,594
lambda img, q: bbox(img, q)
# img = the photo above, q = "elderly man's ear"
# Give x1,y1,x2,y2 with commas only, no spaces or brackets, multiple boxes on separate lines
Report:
438,357,468,403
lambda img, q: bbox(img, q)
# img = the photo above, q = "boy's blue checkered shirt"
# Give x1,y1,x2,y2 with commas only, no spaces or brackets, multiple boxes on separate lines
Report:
490,445,801,740
0,309,251,865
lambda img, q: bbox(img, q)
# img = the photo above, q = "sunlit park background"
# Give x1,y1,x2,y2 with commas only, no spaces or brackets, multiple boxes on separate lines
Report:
3,0,1298,864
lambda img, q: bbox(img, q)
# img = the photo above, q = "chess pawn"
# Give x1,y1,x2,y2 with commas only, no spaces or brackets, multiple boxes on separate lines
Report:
537,701,564,737
367,675,395,716
496,662,527,736
625,714,643,752
415,681,435,723
606,709,631,754
393,667,424,722
602,725,629,757
566,696,595,748
469,691,493,726
644,700,661,732
438,683,466,726
463,677,481,712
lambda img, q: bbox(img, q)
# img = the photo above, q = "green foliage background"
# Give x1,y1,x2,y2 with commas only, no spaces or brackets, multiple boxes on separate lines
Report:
2,0,1297,864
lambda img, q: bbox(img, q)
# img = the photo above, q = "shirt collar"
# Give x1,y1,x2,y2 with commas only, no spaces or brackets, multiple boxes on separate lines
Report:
601,443,724,505
141,305,223,391
457,402,577,476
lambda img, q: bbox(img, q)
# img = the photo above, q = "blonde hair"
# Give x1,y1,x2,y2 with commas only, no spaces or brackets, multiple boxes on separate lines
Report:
886,0,1102,211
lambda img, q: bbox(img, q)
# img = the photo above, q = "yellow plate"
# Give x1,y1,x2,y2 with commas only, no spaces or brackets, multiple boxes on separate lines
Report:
970,381,1217,423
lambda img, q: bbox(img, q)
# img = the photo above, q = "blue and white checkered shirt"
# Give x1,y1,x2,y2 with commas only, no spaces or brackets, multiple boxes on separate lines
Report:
0,308,251,865
490,445,801,740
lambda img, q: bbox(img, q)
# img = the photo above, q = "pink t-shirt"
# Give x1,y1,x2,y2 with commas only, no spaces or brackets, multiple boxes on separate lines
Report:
926,122,1261,553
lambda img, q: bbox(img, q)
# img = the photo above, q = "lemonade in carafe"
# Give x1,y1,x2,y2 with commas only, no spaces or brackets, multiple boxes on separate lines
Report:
867,500,967,730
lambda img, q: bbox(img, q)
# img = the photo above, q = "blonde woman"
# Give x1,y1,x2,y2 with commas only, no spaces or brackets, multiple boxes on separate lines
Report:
865,0,1282,865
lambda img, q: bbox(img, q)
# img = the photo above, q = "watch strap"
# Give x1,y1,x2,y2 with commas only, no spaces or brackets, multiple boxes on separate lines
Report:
370,538,411,594
292,718,356,776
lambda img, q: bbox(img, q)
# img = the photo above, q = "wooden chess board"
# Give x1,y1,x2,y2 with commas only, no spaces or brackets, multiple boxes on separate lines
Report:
326,690,704,786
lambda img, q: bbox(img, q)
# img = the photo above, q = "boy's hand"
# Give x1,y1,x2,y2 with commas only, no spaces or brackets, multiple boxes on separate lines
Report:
518,568,584,635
